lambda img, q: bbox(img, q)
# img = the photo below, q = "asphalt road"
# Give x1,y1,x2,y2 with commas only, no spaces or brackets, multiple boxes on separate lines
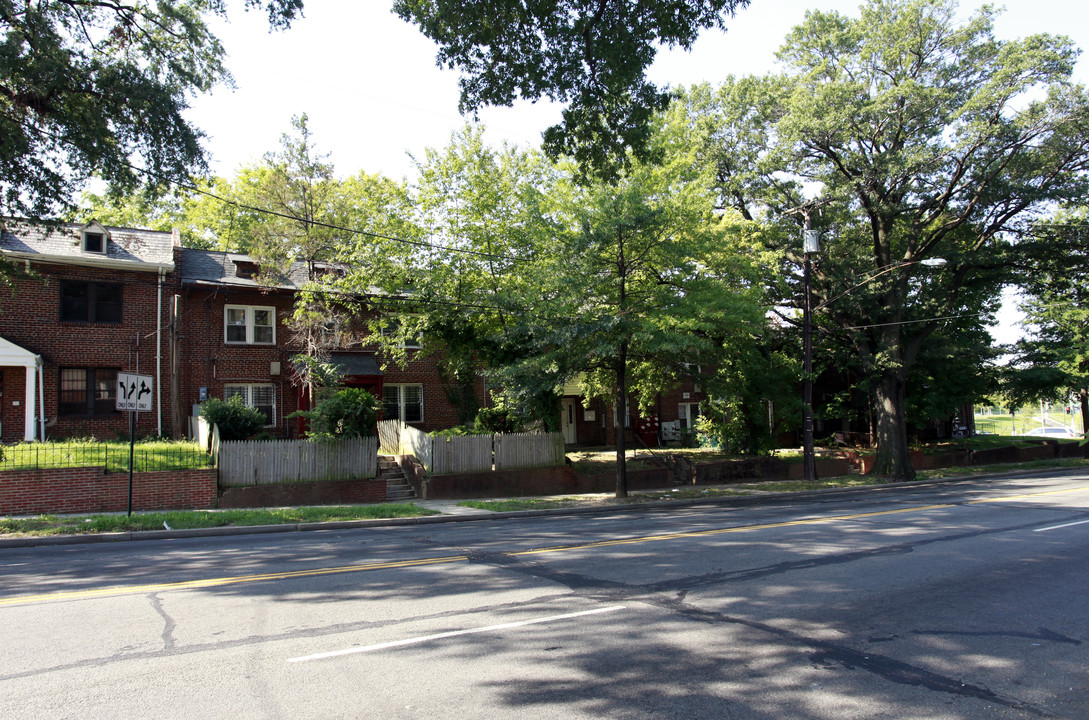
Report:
2,470,1088,719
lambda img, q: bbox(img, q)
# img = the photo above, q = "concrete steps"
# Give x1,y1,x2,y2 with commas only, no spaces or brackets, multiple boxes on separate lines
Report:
379,455,416,501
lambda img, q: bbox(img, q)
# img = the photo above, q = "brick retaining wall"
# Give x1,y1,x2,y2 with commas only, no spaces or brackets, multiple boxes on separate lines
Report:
217,477,387,509
0,467,217,515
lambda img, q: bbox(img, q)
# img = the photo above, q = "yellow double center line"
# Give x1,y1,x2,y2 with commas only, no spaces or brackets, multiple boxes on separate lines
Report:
3,484,1086,607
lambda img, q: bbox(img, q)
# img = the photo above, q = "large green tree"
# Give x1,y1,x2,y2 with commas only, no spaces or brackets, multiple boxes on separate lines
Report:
523,159,768,496
394,0,750,182
1,0,302,220
674,0,1089,479
1007,215,1089,440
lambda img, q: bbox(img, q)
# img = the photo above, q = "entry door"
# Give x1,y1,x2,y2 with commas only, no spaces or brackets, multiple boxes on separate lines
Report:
561,398,577,444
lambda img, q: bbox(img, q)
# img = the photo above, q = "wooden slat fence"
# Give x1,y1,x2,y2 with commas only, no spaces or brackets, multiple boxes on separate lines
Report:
494,432,565,470
217,436,377,487
378,422,565,475
432,434,493,474
377,419,403,455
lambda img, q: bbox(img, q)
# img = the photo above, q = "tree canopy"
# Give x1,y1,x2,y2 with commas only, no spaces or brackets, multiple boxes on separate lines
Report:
394,0,750,182
671,0,1089,478
1006,214,1089,436
1,0,303,220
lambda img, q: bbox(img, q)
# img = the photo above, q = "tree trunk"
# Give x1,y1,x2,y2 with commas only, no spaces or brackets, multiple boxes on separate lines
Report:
615,343,629,498
1080,388,1089,459
870,371,916,481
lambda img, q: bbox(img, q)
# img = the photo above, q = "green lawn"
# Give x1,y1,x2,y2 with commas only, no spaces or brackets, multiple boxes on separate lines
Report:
0,439,212,472
974,411,1084,437
0,503,439,537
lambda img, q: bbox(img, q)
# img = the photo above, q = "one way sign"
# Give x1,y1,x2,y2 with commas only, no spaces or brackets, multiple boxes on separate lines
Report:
116,372,154,412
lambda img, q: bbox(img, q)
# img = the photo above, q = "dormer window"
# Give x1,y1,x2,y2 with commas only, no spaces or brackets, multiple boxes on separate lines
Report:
233,260,259,279
80,221,110,254
83,232,105,253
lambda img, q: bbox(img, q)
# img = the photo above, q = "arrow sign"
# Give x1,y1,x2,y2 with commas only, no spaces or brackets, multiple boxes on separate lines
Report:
116,372,154,412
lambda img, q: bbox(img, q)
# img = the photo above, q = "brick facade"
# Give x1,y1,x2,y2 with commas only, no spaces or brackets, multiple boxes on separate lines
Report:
0,222,484,443
561,382,709,448
0,222,178,442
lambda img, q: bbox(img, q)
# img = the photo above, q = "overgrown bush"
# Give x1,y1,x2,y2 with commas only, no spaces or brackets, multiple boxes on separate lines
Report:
431,425,488,437
473,406,528,434
199,396,268,441
292,388,379,441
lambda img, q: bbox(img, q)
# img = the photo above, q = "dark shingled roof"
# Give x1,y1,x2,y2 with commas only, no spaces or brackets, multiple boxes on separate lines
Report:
178,247,306,289
1,219,174,267
330,352,382,377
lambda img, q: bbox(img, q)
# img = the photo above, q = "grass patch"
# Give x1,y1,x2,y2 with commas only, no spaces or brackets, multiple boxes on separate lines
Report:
729,477,887,493
0,439,211,472
0,503,438,537
917,457,1089,480
565,447,739,475
458,497,597,511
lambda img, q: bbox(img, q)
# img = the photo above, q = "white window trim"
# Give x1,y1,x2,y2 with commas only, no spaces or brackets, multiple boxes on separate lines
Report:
224,383,277,427
224,305,276,345
80,221,110,254
383,383,424,423
678,402,702,430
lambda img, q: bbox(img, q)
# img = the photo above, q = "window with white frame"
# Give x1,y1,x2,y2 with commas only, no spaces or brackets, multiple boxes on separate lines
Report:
383,384,423,423
82,231,106,254
612,399,632,428
224,384,276,426
678,402,702,430
224,305,275,345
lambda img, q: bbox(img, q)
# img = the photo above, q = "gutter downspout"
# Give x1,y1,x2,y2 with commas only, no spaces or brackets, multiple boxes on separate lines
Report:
157,267,164,437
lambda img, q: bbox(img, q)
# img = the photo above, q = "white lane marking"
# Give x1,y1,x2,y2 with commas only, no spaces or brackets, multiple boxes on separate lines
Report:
1034,518,1089,533
288,605,626,663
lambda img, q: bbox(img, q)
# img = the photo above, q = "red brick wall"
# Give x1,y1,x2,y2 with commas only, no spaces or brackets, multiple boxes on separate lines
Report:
0,262,178,441
217,477,386,508
176,286,299,436
0,467,217,515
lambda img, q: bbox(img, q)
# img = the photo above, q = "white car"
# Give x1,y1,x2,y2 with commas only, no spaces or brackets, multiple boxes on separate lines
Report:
1024,427,1083,439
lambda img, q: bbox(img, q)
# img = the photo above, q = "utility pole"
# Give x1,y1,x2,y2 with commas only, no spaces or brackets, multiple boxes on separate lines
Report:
802,217,818,484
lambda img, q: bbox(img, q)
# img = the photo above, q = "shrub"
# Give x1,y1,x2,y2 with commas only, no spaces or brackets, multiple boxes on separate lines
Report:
199,396,268,441
473,406,528,434
431,425,488,437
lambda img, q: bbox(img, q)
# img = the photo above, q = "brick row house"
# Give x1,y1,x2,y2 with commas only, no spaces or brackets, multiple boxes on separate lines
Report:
0,219,483,443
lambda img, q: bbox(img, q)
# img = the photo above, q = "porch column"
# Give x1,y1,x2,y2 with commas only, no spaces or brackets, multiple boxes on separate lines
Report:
24,362,37,441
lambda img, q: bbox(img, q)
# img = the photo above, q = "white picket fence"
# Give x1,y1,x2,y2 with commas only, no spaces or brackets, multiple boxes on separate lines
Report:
377,420,564,475
217,436,378,487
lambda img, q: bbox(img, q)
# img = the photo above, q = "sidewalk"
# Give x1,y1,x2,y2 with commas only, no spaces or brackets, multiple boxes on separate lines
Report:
2,464,1086,549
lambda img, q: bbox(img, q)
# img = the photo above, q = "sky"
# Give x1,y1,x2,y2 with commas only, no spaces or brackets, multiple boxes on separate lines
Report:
184,1,1089,343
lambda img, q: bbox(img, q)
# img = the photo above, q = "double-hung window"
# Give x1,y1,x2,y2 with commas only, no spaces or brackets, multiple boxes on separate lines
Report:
225,305,275,345
60,281,123,324
383,384,423,423
224,384,276,426
59,368,117,416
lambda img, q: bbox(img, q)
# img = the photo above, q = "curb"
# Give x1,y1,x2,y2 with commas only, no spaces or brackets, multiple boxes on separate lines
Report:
2,465,1086,550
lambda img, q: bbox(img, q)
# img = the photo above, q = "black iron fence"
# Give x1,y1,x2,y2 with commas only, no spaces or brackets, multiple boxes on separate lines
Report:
0,441,213,473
